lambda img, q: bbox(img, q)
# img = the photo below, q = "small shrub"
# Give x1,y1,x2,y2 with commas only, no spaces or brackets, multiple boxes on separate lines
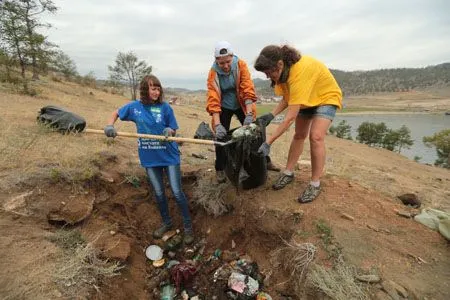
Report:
315,219,332,245
50,168,62,182
47,229,85,250
124,174,141,188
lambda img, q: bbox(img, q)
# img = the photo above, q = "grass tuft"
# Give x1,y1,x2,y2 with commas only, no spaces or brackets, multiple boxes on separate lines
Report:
270,239,317,293
48,229,124,296
308,256,369,300
192,174,231,217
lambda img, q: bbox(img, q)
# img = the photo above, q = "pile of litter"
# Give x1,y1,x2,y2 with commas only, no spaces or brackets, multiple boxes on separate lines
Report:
231,123,260,141
145,229,274,299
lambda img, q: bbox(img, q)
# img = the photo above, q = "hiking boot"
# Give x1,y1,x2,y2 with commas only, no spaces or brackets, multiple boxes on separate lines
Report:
272,172,294,190
216,170,227,183
183,231,194,245
267,161,281,172
298,184,321,203
153,224,172,239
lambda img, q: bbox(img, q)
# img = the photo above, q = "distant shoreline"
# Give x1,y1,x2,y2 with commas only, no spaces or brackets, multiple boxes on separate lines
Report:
337,111,448,115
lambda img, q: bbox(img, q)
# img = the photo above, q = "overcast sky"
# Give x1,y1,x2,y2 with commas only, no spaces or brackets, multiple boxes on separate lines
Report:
42,0,450,90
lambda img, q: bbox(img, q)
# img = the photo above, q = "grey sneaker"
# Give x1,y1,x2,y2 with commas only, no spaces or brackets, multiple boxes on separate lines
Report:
183,231,194,245
216,170,227,183
298,184,321,203
272,173,294,190
153,224,172,239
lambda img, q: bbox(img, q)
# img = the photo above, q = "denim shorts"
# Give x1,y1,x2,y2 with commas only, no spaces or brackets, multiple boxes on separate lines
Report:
298,105,337,121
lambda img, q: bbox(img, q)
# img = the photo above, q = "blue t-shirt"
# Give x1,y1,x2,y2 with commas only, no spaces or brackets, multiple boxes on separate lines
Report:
118,100,180,167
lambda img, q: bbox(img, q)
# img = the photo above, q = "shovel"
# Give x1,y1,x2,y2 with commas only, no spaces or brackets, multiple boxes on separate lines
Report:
84,129,229,146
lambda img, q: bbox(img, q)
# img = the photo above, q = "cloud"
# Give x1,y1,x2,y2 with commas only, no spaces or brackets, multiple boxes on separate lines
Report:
43,0,450,89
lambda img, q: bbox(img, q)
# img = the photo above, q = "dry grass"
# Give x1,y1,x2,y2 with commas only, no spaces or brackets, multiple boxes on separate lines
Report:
270,239,317,293
49,229,124,297
0,78,138,191
192,173,231,217
308,256,369,300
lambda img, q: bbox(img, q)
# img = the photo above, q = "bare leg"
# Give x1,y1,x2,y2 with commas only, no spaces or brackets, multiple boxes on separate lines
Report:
309,117,332,181
285,117,312,172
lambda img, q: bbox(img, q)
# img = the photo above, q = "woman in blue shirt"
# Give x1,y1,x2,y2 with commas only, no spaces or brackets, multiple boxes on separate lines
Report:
104,75,194,245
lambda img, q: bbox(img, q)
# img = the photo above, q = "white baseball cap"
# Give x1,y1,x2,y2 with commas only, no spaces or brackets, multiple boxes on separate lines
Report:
214,41,234,58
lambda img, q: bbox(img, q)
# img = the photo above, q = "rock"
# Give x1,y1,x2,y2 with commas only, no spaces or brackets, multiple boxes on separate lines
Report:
341,213,355,221
96,233,131,261
3,191,33,211
356,274,381,283
397,193,421,208
387,280,408,298
396,211,412,218
47,196,94,224
99,170,115,183
381,280,400,300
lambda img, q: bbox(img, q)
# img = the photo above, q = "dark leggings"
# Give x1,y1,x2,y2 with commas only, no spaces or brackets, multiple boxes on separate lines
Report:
215,107,271,171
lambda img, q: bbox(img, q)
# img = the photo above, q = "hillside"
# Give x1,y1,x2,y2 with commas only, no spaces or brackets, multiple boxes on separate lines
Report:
0,78,449,299
254,62,450,97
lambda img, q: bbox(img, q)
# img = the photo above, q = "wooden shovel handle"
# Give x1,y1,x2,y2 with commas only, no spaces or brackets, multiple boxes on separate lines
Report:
84,128,224,146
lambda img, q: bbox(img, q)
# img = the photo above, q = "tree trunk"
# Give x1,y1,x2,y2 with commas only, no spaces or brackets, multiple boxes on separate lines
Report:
25,4,39,80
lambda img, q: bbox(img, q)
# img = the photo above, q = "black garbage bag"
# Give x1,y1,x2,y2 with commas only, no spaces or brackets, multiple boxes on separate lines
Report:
194,121,214,140
223,120,267,190
37,105,86,133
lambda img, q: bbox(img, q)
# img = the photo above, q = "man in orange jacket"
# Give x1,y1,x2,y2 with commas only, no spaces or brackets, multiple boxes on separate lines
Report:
206,41,280,183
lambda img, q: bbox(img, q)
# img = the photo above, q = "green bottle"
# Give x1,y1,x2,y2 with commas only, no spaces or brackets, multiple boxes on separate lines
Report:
165,234,183,251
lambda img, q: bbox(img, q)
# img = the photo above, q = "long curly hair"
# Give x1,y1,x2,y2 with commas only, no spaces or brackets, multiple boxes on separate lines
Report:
140,74,164,103
254,45,301,86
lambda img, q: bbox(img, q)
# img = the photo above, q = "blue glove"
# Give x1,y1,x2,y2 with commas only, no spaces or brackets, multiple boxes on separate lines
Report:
162,127,175,137
258,142,271,156
104,125,117,138
256,113,275,127
243,113,253,126
215,124,227,140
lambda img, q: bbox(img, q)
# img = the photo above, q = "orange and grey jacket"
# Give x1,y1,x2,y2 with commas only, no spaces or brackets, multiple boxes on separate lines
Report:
206,58,257,124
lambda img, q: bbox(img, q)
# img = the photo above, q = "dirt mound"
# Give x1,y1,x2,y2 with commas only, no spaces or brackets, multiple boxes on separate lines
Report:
1,153,449,299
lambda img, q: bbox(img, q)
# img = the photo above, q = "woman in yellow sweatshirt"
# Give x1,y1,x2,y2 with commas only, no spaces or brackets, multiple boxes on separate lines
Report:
254,44,342,203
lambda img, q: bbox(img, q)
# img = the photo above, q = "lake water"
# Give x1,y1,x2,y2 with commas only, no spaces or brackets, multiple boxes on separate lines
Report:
333,113,450,164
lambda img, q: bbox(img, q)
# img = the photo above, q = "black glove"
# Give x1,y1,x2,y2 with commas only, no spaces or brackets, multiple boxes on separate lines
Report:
243,113,253,126
162,127,175,137
257,142,271,156
104,125,117,138
215,124,227,140
256,113,275,127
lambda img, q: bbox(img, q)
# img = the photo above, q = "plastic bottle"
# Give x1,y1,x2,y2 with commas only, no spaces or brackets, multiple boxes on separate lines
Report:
160,284,175,300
